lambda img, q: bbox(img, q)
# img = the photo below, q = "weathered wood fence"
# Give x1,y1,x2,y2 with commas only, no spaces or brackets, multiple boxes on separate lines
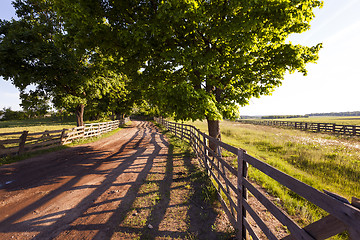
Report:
236,120,360,136
0,118,129,157
154,117,360,240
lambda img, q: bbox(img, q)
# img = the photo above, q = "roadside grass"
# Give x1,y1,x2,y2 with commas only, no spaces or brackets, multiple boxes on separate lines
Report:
185,120,359,237
157,124,220,208
0,123,130,167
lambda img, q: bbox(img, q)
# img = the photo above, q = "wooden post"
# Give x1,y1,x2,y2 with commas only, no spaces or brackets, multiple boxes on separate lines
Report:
237,149,248,240
181,123,184,139
18,131,28,155
202,133,209,173
349,197,360,239
60,128,66,144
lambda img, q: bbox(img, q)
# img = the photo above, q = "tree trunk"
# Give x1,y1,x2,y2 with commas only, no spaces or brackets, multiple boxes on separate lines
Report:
75,104,85,127
115,113,125,120
207,119,221,154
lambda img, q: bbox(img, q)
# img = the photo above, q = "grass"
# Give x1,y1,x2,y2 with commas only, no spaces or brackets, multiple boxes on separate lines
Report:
0,117,76,134
247,116,360,125
0,122,130,166
185,119,359,238
0,116,121,134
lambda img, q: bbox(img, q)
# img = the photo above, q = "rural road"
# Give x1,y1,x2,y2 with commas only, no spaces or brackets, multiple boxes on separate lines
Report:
0,121,232,240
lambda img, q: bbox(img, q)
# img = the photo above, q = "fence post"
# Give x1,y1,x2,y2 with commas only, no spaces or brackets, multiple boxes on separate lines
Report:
237,149,248,240
202,133,209,173
60,128,66,144
181,123,184,139
18,130,28,155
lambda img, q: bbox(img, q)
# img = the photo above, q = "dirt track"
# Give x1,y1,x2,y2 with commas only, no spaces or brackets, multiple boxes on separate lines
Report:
0,121,233,240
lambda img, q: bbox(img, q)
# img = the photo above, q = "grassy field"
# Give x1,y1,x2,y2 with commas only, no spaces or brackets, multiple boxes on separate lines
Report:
250,116,360,125
0,117,77,134
185,119,359,236
0,117,129,166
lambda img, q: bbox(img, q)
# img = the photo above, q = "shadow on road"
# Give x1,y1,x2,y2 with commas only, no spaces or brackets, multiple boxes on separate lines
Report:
0,121,233,239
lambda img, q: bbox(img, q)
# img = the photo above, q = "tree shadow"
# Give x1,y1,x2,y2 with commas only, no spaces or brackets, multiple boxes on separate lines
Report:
0,121,233,239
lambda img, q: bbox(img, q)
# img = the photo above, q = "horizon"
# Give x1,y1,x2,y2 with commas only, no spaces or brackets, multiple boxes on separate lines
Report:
1,0,360,116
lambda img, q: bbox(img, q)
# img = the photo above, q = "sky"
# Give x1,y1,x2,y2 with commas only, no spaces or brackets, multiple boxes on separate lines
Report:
0,0,359,116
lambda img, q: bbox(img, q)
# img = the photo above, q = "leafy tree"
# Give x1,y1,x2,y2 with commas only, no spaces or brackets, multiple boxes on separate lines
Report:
54,0,323,146
20,90,50,118
0,107,26,121
0,0,130,126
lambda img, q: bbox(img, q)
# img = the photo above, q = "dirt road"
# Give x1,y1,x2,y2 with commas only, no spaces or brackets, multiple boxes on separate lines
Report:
0,121,233,240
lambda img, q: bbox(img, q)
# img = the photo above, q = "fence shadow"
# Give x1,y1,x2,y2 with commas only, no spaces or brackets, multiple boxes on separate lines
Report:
154,117,360,240
0,120,231,239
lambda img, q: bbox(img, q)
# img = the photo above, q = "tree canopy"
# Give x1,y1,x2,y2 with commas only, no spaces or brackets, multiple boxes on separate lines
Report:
0,0,133,126
53,0,322,140
1,0,323,138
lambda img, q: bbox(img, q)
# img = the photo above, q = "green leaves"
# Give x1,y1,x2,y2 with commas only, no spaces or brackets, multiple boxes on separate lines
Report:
1,0,323,126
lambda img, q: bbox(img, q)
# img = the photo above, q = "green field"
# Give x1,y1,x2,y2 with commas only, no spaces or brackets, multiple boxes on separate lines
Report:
251,116,360,125
0,117,77,134
0,117,128,166
185,119,360,233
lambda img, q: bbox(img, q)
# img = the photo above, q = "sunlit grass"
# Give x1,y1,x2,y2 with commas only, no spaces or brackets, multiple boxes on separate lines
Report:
184,119,359,237
0,117,76,134
0,121,130,166
249,116,360,125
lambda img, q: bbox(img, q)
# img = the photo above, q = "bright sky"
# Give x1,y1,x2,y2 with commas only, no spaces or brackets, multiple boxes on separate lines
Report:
0,0,359,115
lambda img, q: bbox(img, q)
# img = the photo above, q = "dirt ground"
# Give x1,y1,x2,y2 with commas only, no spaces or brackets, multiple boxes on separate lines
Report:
0,121,234,240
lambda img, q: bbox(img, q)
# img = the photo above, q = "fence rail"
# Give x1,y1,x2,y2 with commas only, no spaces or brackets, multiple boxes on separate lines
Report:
0,118,129,157
236,119,360,136
154,117,360,240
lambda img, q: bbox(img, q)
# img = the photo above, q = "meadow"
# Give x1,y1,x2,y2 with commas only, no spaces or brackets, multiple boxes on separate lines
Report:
185,119,360,233
0,117,76,134
0,117,127,166
254,116,360,125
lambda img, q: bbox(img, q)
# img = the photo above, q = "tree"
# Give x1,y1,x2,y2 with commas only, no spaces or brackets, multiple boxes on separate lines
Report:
0,107,26,121
144,1,323,145
20,90,50,118
0,0,130,126
53,0,323,145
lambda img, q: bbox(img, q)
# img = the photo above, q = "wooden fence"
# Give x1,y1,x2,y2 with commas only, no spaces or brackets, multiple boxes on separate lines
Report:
236,120,360,136
0,118,129,157
154,117,360,240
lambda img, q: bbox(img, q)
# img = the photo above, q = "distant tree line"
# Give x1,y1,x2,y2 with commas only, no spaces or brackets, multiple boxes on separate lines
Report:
0,108,27,121
307,111,360,117
261,115,308,119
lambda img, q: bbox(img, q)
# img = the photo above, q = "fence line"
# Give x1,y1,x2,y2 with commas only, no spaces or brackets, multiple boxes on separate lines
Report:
0,118,129,157
154,117,360,240
236,119,360,136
